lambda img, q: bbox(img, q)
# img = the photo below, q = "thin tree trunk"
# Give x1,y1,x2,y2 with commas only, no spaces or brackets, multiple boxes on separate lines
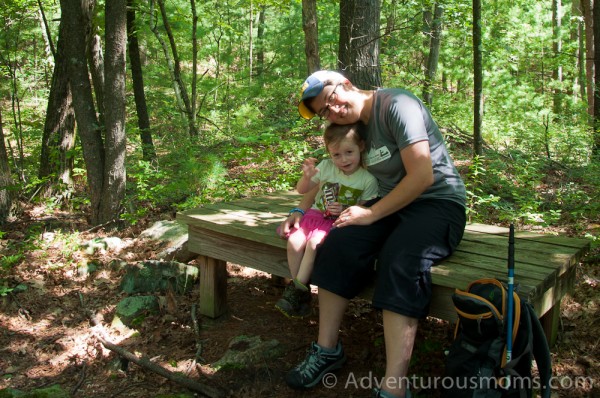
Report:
100,0,128,224
302,0,320,74
552,0,563,115
0,108,13,223
61,0,105,225
423,2,443,106
593,0,600,158
39,12,76,198
37,0,55,59
191,0,198,131
582,0,594,119
473,0,484,157
256,5,266,77
127,0,156,162
88,34,106,126
338,0,381,89
249,0,253,82
156,0,197,137
572,0,583,100
149,0,184,113
80,0,105,127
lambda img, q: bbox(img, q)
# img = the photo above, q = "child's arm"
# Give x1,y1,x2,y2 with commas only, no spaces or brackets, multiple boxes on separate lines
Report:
296,158,319,194
277,185,319,238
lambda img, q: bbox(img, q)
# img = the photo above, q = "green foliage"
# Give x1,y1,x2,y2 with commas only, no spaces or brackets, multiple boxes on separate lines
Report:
0,253,23,271
0,0,597,243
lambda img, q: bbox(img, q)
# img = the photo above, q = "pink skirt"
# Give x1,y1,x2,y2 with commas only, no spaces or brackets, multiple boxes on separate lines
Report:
277,209,335,241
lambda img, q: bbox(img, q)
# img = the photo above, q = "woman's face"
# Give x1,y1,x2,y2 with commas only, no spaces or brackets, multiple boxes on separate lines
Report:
310,83,360,124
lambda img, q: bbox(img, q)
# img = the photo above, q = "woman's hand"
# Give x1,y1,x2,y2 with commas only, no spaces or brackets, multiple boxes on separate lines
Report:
333,205,375,227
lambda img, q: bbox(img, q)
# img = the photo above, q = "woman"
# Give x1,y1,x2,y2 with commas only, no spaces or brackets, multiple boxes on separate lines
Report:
284,70,467,398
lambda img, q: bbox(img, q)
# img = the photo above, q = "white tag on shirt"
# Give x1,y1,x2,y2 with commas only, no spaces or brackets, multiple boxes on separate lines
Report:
365,145,391,166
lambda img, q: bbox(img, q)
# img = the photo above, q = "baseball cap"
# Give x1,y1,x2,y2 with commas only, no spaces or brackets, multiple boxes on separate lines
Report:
298,71,346,119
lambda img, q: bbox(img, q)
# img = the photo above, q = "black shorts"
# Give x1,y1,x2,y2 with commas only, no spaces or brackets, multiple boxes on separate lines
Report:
311,198,466,319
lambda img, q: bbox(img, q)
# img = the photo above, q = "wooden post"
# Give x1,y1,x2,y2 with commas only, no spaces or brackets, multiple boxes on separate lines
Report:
540,303,561,347
198,255,228,318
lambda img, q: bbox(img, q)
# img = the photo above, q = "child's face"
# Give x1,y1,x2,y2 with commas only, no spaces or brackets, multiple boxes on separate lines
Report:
327,137,363,175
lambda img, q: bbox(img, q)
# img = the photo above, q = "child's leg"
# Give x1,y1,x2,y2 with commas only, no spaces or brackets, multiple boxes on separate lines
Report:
295,231,327,286
286,229,308,279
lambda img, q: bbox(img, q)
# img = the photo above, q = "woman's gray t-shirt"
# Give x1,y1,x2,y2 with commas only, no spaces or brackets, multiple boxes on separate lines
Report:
362,88,466,207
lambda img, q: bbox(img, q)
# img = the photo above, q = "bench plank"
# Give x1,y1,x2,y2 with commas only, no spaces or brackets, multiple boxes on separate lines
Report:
177,191,591,346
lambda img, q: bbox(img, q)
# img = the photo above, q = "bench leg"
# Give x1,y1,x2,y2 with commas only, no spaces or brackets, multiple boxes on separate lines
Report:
540,302,561,347
198,255,228,318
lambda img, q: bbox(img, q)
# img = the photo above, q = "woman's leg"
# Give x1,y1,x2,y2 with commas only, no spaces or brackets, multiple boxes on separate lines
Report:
373,200,465,397
317,288,350,349
381,310,418,397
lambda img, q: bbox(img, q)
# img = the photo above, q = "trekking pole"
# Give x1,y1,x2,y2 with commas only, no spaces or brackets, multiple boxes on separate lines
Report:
506,224,515,368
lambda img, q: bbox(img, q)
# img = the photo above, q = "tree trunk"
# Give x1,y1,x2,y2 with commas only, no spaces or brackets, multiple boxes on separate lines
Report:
88,33,106,127
37,0,55,59
101,0,128,224
423,2,444,106
572,0,584,100
80,0,105,127
191,0,198,129
60,0,105,225
583,0,594,119
0,108,13,223
127,0,156,162
473,0,484,157
302,0,320,74
249,0,253,81
338,0,381,89
256,5,266,77
593,0,600,158
156,0,197,137
552,0,563,115
39,11,76,198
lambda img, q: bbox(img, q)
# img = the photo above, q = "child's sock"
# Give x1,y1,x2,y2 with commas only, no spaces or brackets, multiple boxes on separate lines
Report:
293,278,309,291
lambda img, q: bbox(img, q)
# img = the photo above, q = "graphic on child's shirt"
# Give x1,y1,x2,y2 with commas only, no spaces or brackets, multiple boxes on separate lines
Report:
318,182,365,219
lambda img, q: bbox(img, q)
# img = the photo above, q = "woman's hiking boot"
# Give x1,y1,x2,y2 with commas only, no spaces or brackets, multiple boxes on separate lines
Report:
285,341,346,389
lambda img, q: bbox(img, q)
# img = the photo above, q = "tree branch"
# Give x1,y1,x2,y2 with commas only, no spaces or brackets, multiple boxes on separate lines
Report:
78,292,223,398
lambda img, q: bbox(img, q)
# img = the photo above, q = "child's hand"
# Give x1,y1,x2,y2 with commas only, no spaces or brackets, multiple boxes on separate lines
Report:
277,213,302,238
301,158,319,179
326,202,343,217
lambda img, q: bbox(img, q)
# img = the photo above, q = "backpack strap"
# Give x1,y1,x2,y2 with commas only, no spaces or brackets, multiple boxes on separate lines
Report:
502,302,552,398
526,302,552,398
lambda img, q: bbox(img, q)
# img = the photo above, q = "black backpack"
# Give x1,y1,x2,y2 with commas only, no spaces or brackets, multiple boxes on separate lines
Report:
441,278,552,398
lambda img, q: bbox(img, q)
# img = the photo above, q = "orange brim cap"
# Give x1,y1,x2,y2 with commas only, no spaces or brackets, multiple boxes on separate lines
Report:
297,71,345,119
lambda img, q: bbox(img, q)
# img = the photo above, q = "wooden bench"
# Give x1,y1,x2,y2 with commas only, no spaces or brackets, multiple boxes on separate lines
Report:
176,191,590,346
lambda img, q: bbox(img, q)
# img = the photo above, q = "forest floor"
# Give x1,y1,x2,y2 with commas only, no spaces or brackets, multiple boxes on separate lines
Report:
0,203,599,398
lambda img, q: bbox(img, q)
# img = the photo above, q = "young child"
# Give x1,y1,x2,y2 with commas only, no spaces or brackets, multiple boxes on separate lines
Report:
275,123,378,318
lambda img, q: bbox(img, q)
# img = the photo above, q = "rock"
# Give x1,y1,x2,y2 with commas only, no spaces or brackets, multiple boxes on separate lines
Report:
77,260,100,277
212,335,284,370
82,237,124,255
140,220,196,262
114,295,160,327
119,260,198,295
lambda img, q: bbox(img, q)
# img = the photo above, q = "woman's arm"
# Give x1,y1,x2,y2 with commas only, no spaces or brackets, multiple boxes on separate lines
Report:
335,140,433,226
